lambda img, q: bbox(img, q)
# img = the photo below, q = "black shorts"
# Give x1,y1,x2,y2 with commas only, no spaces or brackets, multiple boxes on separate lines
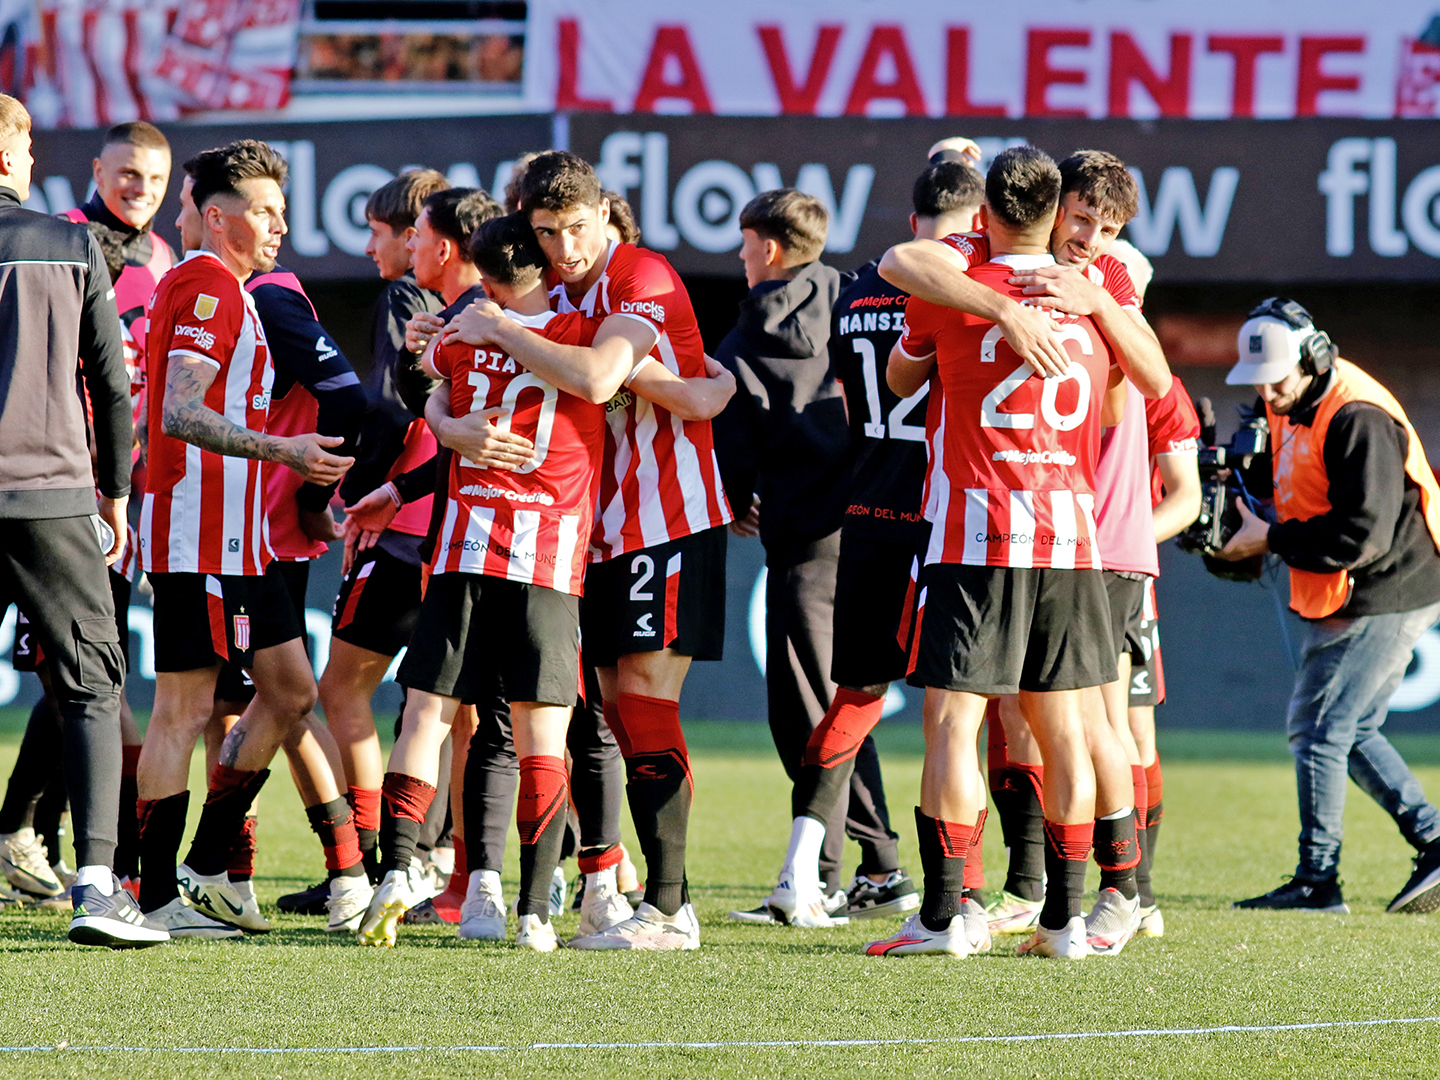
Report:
215,561,310,702
397,572,581,706
13,568,132,674
331,545,422,657
151,561,304,675
580,526,727,668
831,532,926,688
1103,571,1148,665
908,563,1117,695
1126,579,1165,707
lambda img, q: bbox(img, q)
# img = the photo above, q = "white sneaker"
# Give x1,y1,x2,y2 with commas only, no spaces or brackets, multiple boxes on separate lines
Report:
864,912,970,957
325,875,374,933
0,828,63,897
515,912,559,952
961,897,992,953
407,856,440,902
767,873,848,928
357,868,419,947
1137,903,1165,937
568,901,701,951
177,863,271,933
1085,888,1141,955
986,889,1043,934
549,866,567,916
1018,915,1091,959
578,869,635,936
458,871,507,941
143,896,242,939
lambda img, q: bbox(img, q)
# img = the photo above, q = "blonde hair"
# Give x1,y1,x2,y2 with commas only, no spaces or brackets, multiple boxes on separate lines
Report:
0,95,31,143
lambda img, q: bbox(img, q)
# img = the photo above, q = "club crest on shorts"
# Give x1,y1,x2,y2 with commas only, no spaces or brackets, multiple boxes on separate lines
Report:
194,294,219,320
233,614,251,651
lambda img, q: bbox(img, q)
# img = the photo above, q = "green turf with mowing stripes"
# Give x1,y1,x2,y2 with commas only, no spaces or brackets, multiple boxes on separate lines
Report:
2,708,1439,1079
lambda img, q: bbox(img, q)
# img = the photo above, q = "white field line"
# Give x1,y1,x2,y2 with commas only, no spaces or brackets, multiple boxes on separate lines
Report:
2,1015,1439,1053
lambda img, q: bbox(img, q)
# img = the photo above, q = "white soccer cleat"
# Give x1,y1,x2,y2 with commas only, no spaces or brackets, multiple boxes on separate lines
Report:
1085,888,1142,955
177,863,271,933
356,868,418,947
577,868,635,937
143,896,242,940
1137,903,1165,938
568,901,701,951
986,889,1043,934
515,913,559,952
864,912,970,957
325,875,374,933
0,828,63,898
767,873,848,928
1018,915,1092,959
458,870,507,941
549,866,567,916
960,897,992,953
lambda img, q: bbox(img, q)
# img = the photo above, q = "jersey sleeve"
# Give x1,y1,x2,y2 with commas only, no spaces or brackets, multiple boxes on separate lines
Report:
897,296,942,360
430,339,459,381
541,311,601,348
602,248,673,350
166,272,243,371
1145,377,1201,456
1098,256,1142,312
936,232,987,269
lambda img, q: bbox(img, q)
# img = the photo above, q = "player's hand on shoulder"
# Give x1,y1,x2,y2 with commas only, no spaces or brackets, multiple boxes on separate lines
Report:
282,432,354,485
1011,263,1103,318
405,311,446,354
997,298,1071,379
440,299,507,347
439,405,536,471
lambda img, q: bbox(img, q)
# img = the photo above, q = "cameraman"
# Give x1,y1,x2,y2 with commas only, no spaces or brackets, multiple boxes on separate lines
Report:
1217,298,1440,916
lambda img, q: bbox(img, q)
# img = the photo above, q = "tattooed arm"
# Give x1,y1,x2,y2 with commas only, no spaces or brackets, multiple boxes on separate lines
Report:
161,354,354,486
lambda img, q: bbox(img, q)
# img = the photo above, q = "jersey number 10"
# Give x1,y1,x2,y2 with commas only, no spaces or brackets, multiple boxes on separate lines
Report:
464,370,558,473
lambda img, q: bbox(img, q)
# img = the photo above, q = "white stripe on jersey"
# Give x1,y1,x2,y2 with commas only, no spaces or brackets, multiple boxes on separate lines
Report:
923,399,946,524
656,332,715,540
1008,491,1035,569
959,488,988,566
553,515,580,593
1050,490,1078,570
509,510,540,585
168,442,206,573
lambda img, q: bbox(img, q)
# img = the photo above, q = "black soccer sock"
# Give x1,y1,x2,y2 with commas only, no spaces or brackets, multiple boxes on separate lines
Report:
915,807,969,932
184,767,270,877
379,772,436,876
1137,805,1163,907
136,791,189,912
1040,820,1092,931
33,782,67,867
1095,809,1140,900
306,797,367,879
464,709,519,871
791,757,857,827
516,756,569,921
114,745,142,879
569,675,625,852
992,765,1047,902
618,694,692,918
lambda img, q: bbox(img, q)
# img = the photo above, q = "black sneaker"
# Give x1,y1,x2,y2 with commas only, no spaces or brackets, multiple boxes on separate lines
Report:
844,869,920,920
277,880,330,915
1234,876,1350,913
1388,844,1440,914
69,879,170,949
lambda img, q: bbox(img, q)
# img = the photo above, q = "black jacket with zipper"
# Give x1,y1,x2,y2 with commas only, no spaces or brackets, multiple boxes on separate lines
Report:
0,186,129,518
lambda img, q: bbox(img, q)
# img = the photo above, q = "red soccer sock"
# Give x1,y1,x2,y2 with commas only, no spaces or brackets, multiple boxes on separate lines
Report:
517,756,570,920
577,844,624,875
432,835,467,920
1144,757,1164,823
617,693,691,916
380,772,437,875
305,796,364,875
1131,764,1150,831
963,807,987,892
226,815,258,881
346,786,381,833
602,700,632,759
803,688,886,768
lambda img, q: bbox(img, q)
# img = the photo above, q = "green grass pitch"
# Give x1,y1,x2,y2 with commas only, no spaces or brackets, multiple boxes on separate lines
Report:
2,708,1440,1079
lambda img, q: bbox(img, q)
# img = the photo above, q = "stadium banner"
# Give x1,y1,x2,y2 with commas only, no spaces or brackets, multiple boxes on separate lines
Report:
524,0,1440,120
565,114,1440,282
25,115,553,279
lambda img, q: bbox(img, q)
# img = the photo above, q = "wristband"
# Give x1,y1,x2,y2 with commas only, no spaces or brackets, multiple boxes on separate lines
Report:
382,481,402,508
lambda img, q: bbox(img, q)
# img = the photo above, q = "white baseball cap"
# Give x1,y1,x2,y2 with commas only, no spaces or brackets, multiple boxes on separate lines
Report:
1225,315,1311,386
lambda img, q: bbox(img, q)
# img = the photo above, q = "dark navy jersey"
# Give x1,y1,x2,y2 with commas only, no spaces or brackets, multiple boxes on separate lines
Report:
832,258,930,544
246,265,365,510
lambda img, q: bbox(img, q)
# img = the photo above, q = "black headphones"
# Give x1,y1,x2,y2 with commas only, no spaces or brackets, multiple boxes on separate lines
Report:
1247,297,1336,377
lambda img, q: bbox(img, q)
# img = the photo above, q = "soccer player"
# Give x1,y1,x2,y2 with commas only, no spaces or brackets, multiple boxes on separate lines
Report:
866,147,1134,959
357,211,606,950
135,140,357,938
443,151,735,950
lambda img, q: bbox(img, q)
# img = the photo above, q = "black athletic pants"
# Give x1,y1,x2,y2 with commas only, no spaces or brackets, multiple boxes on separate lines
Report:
765,531,899,889
0,515,123,869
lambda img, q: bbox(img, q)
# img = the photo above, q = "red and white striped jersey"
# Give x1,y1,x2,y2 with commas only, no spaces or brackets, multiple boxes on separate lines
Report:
430,309,604,596
139,250,274,576
548,241,732,562
898,255,1115,570
937,232,1142,311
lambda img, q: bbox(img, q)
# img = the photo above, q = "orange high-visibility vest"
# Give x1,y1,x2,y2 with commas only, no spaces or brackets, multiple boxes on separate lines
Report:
1268,359,1440,619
